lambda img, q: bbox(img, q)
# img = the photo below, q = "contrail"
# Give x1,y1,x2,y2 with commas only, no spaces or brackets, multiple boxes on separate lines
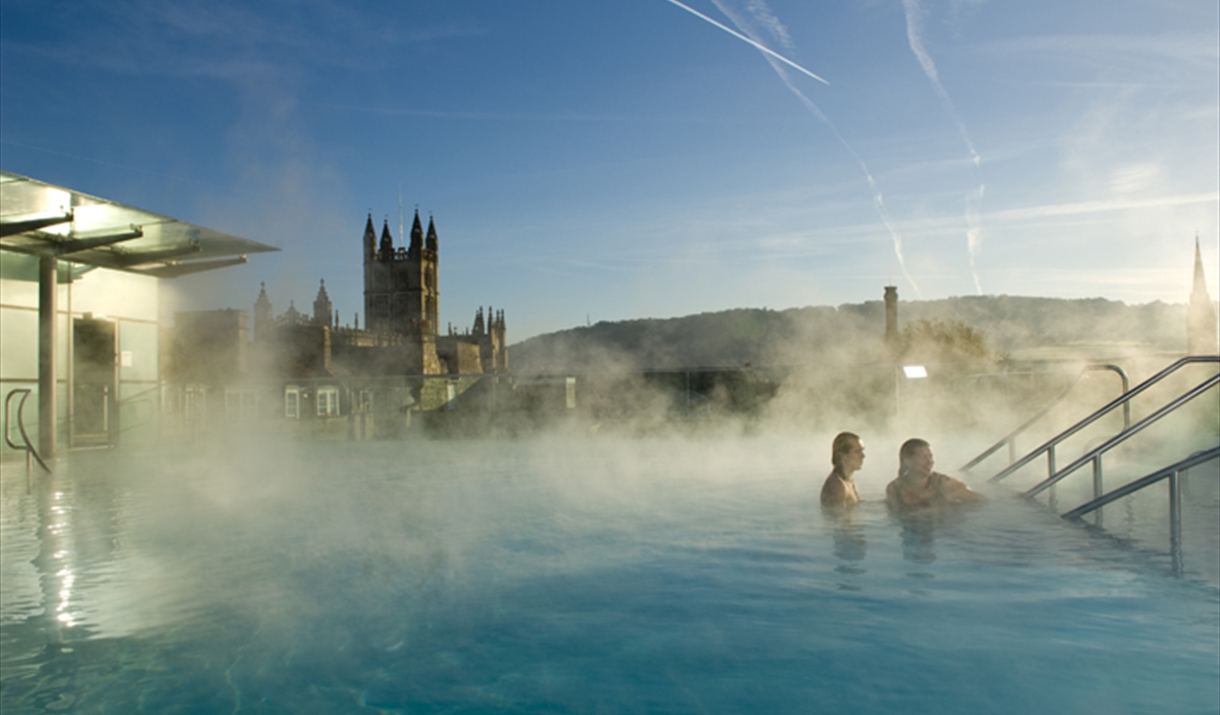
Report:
966,184,984,294
782,74,923,298
662,0,829,85
705,0,923,297
902,0,978,166
903,0,986,294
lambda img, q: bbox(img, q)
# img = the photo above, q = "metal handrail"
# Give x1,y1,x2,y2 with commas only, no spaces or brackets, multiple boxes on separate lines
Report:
961,363,1129,473
4,389,52,474
988,355,1219,485
1062,446,1218,520
1061,446,1218,575
1018,371,1218,498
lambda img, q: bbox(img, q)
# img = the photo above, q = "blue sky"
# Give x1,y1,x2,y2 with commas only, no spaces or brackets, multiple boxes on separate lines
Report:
2,0,1217,341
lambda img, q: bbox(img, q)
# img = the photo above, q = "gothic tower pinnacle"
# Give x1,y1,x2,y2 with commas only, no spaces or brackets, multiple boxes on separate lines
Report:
313,279,333,327
254,281,273,341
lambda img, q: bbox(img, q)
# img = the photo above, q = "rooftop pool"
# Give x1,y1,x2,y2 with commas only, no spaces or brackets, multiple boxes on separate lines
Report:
2,436,1217,714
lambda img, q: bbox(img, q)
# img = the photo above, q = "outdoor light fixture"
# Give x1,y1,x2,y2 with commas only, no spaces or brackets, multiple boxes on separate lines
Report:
903,365,928,379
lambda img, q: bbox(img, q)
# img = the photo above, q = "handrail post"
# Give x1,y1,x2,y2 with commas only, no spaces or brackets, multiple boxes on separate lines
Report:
1060,447,1217,573
1092,455,1104,526
1047,446,1056,480
1169,469,1183,575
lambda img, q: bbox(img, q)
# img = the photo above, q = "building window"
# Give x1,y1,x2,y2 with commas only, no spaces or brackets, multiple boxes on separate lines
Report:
285,386,300,419
317,386,339,417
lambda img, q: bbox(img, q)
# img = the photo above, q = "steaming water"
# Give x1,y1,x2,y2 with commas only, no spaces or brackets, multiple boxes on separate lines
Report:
2,437,1217,714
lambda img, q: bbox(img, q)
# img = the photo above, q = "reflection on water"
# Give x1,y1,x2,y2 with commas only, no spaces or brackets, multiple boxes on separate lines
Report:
823,506,867,591
1,438,1218,714
896,511,938,566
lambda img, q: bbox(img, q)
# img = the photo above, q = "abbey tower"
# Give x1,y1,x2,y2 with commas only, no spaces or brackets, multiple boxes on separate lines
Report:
362,210,439,336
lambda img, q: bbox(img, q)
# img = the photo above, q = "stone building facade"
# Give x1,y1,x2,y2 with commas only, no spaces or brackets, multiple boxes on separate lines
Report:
250,209,508,378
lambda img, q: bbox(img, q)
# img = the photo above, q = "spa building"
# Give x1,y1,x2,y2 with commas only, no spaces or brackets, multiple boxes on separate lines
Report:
0,170,276,460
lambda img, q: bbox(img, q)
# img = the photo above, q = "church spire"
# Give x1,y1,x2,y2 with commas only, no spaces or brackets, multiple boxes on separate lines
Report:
1187,234,1218,354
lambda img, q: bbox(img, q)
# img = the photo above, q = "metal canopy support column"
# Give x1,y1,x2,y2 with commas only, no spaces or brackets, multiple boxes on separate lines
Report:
38,254,57,459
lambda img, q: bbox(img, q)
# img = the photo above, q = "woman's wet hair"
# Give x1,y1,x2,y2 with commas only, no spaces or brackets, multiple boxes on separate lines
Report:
899,438,930,464
831,431,860,469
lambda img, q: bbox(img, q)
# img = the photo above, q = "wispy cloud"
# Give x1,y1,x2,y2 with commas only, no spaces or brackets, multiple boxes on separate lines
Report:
304,103,738,124
985,191,1218,223
982,33,1220,65
901,0,979,165
0,139,222,187
741,0,794,51
902,0,986,294
809,191,1219,236
701,0,923,297
4,0,478,81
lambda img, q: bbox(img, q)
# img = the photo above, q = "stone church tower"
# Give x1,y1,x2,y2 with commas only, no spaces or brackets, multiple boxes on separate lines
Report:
362,210,439,336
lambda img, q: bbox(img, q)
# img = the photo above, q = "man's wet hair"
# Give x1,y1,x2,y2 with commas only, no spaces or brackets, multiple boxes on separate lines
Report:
899,438,930,463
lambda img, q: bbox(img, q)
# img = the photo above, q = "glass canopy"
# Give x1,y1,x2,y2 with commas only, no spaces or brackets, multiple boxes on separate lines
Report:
0,170,278,278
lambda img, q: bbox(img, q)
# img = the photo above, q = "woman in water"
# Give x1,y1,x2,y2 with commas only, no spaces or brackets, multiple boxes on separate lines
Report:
820,432,865,508
885,438,984,509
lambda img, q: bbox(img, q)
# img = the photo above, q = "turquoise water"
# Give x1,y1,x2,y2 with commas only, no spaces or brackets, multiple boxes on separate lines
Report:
2,438,1217,714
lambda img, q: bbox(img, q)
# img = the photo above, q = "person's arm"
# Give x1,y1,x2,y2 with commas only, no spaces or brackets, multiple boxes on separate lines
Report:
938,474,985,502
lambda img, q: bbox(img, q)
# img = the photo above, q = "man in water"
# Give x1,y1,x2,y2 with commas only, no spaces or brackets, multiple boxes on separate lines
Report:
821,432,865,508
886,438,984,509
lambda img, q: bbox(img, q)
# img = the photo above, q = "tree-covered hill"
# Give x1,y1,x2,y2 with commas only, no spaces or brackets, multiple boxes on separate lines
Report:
509,296,1193,373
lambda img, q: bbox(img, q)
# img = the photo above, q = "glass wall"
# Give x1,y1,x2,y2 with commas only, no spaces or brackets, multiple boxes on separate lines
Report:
0,252,161,460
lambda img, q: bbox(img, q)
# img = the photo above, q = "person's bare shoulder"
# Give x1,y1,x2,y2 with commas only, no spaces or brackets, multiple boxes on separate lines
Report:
821,473,848,506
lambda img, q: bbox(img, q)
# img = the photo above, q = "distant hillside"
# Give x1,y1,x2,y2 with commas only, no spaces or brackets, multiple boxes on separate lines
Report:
509,296,1194,373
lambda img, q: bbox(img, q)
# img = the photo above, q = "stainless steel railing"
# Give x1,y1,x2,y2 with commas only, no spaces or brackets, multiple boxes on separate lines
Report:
1062,446,1219,576
987,355,1219,490
4,388,52,475
960,363,1129,474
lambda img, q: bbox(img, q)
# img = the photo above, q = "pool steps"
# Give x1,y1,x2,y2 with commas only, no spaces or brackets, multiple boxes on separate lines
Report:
964,354,1219,573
